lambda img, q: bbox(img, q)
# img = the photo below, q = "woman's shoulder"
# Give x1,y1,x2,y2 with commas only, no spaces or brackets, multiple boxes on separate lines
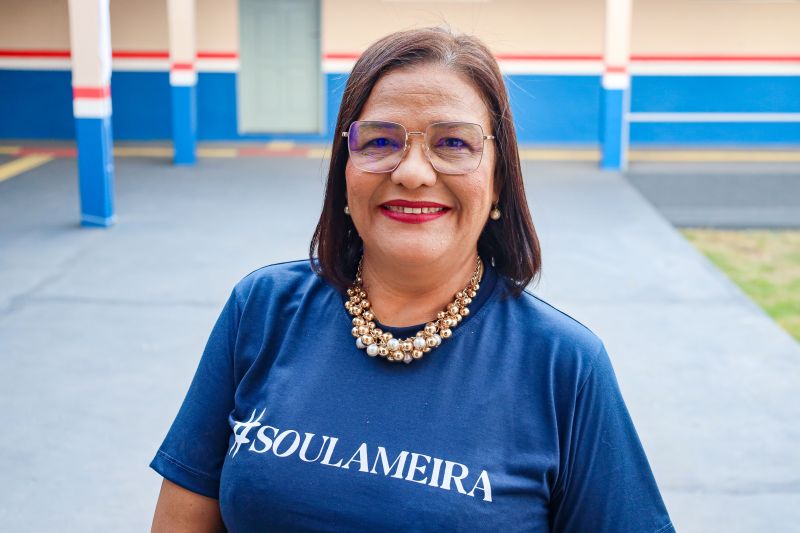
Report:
508,288,602,348
238,258,315,283
495,284,607,376
231,259,326,302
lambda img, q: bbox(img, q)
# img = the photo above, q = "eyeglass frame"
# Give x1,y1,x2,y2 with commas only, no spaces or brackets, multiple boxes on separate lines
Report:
341,120,496,175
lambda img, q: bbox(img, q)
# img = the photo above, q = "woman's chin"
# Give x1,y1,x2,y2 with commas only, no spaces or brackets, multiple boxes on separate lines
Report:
365,237,452,268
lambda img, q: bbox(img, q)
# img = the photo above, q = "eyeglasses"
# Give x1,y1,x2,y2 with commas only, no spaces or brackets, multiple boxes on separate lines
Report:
342,120,495,175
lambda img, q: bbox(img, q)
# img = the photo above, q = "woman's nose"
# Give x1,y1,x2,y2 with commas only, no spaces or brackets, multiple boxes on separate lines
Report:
390,140,437,189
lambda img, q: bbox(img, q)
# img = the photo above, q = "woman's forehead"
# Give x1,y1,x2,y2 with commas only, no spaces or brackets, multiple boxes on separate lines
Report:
359,65,490,126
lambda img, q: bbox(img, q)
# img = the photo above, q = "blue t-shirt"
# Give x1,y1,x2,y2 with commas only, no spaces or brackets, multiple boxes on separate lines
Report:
151,260,675,533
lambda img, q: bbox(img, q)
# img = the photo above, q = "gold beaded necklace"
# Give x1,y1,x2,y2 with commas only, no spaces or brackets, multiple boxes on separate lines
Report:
345,256,483,364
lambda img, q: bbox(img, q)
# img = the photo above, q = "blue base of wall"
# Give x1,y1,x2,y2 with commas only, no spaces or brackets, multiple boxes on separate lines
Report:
508,75,602,143
631,122,800,144
0,70,74,138
75,116,115,227
631,76,800,113
1,70,798,145
113,72,172,140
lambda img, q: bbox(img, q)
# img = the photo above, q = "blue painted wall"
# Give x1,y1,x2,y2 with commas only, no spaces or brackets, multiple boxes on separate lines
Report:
111,72,171,140
197,72,238,139
326,73,348,139
506,75,601,144
0,70,74,139
630,122,800,145
1,69,799,144
631,76,800,113
629,75,800,144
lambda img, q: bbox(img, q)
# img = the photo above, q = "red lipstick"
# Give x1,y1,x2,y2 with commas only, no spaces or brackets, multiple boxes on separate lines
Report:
380,200,450,224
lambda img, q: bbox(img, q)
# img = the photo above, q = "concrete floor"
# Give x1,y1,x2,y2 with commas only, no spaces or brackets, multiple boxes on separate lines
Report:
0,156,798,532
625,161,800,228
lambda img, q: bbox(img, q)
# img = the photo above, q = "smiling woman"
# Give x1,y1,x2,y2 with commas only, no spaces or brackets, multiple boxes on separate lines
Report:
150,28,676,533
313,29,539,303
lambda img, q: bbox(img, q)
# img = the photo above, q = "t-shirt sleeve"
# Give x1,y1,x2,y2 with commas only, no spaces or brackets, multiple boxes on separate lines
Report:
149,288,240,499
549,344,675,533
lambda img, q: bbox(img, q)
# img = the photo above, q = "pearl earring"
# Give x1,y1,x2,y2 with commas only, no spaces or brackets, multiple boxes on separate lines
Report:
489,205,501,221
344,205,351,215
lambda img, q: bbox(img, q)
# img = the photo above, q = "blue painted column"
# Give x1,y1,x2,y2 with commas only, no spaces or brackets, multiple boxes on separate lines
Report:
600,0,633,171
170,66,197,164
601,70,630,171
168,0,197,165
68,0,115,227
74,93,115,226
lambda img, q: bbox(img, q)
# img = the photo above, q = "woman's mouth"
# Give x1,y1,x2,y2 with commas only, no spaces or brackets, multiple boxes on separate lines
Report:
380,201,450,224
384,205,446,215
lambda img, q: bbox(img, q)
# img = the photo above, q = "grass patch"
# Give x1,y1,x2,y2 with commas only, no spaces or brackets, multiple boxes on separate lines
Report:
682,229,800,342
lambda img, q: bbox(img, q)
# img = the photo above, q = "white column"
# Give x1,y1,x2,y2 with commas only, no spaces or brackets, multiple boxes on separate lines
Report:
68,0,115,226
168,0,198,164
601,0,633,171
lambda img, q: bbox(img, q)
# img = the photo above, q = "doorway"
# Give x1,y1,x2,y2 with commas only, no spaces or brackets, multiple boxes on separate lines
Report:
238,0,321,133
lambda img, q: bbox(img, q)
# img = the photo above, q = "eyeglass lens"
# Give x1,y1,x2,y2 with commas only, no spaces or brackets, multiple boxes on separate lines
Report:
347,121,486,174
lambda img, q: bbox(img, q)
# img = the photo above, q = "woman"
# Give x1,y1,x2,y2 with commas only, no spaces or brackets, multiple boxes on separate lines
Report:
151,28,675,532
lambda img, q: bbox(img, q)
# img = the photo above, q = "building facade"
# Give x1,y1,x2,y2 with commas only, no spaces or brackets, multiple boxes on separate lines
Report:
1,0,799,146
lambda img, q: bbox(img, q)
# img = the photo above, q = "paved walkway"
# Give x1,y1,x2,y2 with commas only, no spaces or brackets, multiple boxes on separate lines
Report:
626,161,800,228
0,156,798,532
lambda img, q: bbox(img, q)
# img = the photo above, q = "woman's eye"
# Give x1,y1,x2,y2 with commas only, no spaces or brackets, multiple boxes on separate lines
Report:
366,137,394,148
438,137,467,149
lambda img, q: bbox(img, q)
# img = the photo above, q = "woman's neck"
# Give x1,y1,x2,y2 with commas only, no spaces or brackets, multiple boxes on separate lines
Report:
360,249,479,328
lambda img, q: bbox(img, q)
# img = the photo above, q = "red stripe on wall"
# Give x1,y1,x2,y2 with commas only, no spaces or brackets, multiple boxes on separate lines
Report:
112,50,169,59
0,49,71,58
323,52,604,61
1,49,797,63
323,53,606,61
197,51,238,59
0,49,238,60
495,53,603,61
630,54,800,62
324,52,800,63
72,86,111,99
324,53,360,60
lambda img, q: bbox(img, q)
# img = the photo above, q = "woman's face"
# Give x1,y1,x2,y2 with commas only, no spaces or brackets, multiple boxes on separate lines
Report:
345,63,497,270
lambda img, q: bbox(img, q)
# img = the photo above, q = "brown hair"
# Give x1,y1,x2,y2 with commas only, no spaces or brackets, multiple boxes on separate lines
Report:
309,27,541,296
